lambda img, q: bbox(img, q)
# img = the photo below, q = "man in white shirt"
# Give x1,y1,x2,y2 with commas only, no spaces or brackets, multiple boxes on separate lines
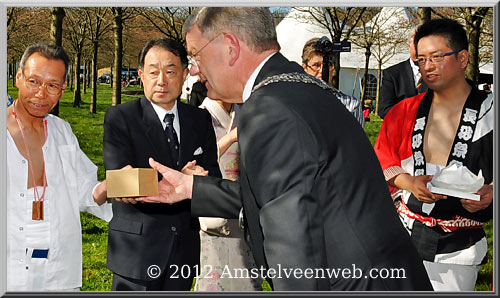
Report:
6,43,112,291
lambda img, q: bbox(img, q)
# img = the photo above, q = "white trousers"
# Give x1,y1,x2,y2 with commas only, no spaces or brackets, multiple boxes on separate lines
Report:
423,260,480,291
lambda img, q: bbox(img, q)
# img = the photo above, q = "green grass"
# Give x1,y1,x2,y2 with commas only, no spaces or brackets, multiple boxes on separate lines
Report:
7,84,493,291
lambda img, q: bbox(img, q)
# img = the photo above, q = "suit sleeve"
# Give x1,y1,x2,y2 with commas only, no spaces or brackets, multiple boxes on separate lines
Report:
103,106,135,170
239,94,326,290
378,68,397,119
191,175,241,218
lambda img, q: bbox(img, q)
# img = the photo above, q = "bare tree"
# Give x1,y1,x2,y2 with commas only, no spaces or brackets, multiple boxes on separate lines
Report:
109,7,136,106
84,7,113,113
136,7,192,43
295,7,367,89
64,8,88,107
50,7,65,116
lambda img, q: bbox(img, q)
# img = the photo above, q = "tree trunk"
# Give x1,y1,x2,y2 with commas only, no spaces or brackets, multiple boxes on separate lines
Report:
331,53,340,89
112,8,123,106
73,53,82,107
12,58,16,88
50,7,65,116
83,59,87,95
417,7,431,24
68,64,73,91
465,8,489,84
361,48,371,105
90,41,99,114
375,64,382,116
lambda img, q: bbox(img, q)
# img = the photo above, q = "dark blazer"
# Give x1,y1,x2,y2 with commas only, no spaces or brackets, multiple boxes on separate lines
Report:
378,58,428,119
190,53,433,291
103,97,221,284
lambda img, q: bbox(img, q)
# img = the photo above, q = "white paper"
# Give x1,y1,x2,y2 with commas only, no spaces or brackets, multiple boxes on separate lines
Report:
428,164,484,200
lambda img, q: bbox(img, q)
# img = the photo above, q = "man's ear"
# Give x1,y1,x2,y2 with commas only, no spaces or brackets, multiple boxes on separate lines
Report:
224,33,240,67
182,67,189,82
458,50,469,69
15,68,23,82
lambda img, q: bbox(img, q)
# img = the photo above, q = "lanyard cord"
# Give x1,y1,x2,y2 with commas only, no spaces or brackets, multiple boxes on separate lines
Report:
12,100,48,202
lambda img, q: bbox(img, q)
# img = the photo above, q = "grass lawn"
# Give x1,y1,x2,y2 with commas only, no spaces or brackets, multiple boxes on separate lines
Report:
7,83,493,291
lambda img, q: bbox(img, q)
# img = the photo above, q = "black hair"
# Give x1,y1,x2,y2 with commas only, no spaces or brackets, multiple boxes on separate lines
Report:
138,38,188,70
414,18,468,55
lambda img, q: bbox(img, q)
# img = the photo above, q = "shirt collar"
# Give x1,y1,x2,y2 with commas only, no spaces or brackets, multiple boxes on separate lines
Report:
242,52,277,103
150,100,179,124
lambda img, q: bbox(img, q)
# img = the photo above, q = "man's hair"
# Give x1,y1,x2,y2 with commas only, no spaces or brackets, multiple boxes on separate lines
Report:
138,38,188,70
408,25,420,45
182,7,280,53
414,18,468,55
302,38,320,65
19,42,70,79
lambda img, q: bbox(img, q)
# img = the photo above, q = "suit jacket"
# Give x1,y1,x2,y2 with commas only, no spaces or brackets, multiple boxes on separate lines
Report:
103,97,221,282
190,53,433,291
378,58,428,119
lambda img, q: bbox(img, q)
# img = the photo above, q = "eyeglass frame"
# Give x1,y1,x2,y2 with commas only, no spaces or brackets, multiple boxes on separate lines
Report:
22,73,66,95
413,49,461,67
188,32,224,67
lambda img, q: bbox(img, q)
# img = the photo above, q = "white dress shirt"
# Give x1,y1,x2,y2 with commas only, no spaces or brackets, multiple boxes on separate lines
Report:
150,100,180,143
7,114,112,291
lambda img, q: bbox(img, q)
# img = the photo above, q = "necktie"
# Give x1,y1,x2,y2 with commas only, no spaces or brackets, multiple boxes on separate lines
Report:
416,76,426,94
163,114,179,167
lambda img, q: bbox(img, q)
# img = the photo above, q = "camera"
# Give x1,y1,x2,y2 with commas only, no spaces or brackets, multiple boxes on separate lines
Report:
314,36,352,55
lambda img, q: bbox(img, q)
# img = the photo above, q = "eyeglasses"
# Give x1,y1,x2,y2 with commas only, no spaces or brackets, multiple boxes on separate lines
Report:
23,76,65,95
413,50,461,67
188,32,223,67
306,62,322,73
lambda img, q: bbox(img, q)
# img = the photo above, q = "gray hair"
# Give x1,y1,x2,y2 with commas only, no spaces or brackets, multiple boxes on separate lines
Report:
408,25,420,45
19,42,70,80
182,7,280,53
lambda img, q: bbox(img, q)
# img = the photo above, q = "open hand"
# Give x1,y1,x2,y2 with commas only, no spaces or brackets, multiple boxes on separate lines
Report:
136,158,194,204
461,184,493,213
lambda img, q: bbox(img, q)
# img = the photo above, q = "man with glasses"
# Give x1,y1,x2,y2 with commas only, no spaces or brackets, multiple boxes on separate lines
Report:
103,38,221,291
375,18,493,291
138,7,433,291
6,43,112,291
301,38,364,127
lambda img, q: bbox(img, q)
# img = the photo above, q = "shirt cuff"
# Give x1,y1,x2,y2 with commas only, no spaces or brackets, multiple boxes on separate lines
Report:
383,166,408,182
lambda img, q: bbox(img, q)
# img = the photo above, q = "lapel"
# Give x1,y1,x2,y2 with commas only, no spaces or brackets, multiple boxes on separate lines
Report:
139,97,174,166
402,59,418,96
177,101,198,169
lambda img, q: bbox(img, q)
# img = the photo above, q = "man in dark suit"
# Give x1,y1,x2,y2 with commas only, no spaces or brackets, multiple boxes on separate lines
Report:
139,8,433,291
378,29,428,119
103,38,221,291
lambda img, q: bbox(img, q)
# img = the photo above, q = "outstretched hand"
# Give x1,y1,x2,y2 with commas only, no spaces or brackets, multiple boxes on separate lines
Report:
135,158,194,204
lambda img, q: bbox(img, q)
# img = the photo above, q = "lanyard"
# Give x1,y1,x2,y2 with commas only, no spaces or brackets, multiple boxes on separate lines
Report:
12,100,48,203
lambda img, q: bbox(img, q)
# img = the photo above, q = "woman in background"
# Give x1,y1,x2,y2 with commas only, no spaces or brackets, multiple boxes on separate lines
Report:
194,98,262,291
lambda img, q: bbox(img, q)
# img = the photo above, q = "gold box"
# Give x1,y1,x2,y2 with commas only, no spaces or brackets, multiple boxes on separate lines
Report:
106,168,158,198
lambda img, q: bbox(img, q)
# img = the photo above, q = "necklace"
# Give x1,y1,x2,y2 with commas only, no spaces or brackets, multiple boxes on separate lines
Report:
12,100,48,220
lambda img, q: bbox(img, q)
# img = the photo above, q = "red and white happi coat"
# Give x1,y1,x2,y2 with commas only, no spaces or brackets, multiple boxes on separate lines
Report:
374,86,493,265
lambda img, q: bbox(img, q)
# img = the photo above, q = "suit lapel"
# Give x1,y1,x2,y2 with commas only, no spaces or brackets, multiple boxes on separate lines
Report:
177,101,198,169
139,97,174,166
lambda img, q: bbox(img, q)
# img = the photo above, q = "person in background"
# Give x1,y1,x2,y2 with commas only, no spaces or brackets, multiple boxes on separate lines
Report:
188,80,208,107
374,18,493,291
378,26,428,119
301,37,365,127
194,97,262,291
6,42,112,291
